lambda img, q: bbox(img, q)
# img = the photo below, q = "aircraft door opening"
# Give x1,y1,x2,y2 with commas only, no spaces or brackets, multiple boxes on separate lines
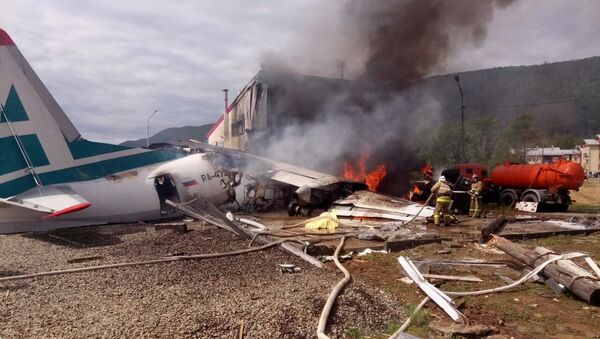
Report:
154,175,179,215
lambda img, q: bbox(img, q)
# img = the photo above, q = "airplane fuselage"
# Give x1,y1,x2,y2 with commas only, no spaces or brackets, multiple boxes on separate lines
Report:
0,153,235,233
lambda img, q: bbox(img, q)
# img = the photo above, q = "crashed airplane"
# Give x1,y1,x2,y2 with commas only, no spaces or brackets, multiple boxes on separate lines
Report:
0,28,432,234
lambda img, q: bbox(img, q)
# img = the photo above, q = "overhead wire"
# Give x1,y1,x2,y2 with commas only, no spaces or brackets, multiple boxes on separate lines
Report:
464,94,600,109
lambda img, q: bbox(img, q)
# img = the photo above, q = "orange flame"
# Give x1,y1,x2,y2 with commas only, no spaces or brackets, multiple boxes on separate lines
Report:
420,164,433,179
342,154,387,191
365,165,387,191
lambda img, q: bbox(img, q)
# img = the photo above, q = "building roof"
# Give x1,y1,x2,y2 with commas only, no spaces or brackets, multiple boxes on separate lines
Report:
526,147,579,156
0,28,15,46
583,139,600,145
206,114,224,139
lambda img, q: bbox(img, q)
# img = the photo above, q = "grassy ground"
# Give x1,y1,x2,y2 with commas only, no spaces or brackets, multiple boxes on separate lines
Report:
570,179,600,210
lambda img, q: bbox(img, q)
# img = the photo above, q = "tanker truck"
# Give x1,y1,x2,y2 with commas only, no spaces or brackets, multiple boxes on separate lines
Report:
490,159,585,211
440,160,585,213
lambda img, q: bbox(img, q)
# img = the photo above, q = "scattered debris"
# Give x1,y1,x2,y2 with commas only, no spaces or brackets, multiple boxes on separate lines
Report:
430,323,497,336
412,258,508,268
515,201,538,213
357,230,387,241
278,264,301,273
305,210,339,230
402,274,483,283
398,256,467,323
320,252,353,263
424,274,482,283
356,248,388,256
66,256,104,264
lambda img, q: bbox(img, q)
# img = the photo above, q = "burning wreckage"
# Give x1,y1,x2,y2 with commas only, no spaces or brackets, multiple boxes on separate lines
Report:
2,27,600,338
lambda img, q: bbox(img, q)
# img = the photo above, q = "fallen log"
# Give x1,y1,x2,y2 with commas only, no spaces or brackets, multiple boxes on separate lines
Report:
491,235,600,305
481,216,507,242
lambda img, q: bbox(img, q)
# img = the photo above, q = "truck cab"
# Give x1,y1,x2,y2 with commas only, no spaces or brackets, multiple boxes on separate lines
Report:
440,163,490,214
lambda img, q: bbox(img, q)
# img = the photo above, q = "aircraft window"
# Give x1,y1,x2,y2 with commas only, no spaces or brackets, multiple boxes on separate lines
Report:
265,188,274,200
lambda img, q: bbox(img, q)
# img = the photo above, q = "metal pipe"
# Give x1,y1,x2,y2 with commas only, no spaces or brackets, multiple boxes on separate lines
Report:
0,104,42,188
223,89,229,140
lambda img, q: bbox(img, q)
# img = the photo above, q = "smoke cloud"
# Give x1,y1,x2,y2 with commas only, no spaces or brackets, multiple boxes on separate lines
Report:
256,0,515,195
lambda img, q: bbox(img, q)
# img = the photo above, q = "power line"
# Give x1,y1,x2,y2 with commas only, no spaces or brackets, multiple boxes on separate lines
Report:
465,94,600,109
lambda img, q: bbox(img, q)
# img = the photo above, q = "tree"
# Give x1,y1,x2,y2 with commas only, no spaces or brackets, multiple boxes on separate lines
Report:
465,116,498,164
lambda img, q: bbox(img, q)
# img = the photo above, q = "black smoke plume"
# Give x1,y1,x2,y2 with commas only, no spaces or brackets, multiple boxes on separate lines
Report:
256,0,515,196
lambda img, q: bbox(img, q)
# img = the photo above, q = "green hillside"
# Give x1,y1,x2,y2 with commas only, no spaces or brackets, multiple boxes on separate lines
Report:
412,56,600,167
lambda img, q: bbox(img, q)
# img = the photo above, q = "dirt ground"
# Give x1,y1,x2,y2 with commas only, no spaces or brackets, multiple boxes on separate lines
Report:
344,228,600,338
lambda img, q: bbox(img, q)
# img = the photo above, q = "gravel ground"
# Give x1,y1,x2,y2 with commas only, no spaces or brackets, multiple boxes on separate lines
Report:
0,224,405,338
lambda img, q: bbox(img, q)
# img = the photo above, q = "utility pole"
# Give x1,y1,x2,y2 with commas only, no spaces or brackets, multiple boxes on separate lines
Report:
146,109,158,147
454,75,465,162
223,89,229,140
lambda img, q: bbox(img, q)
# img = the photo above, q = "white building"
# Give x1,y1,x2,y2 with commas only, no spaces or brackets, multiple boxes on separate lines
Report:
525,146,581,164
580,136,600,173
206,115,224,146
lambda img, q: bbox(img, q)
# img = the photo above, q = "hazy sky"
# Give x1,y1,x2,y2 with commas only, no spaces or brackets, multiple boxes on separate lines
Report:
2,1,600,143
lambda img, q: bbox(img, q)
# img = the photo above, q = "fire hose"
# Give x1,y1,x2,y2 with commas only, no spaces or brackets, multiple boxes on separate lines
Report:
402,193,434,227
316,236,350,339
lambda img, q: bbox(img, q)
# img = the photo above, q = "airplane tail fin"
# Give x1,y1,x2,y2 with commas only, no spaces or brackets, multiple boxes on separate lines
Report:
0,29,178,198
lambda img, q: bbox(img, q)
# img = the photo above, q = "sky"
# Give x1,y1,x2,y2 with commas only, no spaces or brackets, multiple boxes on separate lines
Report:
2,0,600,144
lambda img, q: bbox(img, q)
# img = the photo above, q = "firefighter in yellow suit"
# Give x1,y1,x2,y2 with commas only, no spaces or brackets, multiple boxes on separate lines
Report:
431,175,452,226
469,174,483,217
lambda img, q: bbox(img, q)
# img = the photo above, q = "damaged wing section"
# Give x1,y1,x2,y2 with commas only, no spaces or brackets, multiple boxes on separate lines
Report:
192,142,368,216
332,190,434,221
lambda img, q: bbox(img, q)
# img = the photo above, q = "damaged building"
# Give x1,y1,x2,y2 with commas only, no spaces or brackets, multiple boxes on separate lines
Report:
207,68,350,152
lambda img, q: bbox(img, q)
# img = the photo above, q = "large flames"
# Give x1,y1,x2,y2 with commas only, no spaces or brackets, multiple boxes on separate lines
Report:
408,163,433,201
342,153,387,191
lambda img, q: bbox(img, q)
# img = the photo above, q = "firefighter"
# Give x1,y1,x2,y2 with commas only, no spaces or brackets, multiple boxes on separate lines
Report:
431,175,452,226
469,174,483,217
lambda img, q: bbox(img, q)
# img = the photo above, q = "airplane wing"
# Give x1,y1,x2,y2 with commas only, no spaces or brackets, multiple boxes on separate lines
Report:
0,187,91,218
186,141,358,188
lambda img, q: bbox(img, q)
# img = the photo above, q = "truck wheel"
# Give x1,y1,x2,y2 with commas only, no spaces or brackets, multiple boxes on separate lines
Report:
556,194,570,212
521,192,539,203
499,190,517,208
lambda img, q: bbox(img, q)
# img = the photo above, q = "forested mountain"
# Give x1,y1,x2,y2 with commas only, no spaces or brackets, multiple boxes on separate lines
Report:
420,56,600,136
120,124,213,147
411,56,600,167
